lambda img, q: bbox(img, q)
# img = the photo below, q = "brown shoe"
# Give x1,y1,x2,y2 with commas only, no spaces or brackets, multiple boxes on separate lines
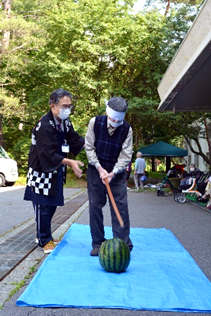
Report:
90,248,99,256
43,240,56,254
53,239,60,244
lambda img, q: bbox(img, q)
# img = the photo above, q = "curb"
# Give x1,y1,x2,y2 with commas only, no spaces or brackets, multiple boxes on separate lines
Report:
0,192,89,307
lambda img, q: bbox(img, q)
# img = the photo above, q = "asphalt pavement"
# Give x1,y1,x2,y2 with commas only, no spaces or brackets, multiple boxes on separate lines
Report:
1,187,211,316
0,186,83,236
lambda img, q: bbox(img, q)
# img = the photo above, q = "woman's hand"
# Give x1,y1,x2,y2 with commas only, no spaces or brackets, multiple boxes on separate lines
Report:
62,158,84,178
70,160,84,178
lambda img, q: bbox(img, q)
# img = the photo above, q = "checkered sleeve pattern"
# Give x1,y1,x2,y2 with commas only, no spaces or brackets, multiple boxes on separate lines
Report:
27,167,57,196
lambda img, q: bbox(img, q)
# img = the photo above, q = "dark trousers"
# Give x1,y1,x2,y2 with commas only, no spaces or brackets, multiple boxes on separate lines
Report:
197,182,207,195
34,204,57,247
87,166,133,250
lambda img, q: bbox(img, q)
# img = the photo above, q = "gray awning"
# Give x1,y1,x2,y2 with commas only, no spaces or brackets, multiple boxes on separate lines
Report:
157,0,211,112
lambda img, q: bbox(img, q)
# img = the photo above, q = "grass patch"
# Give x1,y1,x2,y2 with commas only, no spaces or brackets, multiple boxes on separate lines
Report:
186,194,207,206
16,172,165,188
64,173,87,188
6,263,42,303
147,171,166,179
15,176,27,186
15,173,87,188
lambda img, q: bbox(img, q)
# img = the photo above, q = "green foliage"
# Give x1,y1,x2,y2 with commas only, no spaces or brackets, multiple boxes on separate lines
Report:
12,136,31,175
15,176,27,186
64,172,87,188
148,171,166,178
1,0,208,170
73,148,88,171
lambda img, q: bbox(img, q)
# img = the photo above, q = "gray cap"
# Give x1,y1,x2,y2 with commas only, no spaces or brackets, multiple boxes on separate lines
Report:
108,97,128,112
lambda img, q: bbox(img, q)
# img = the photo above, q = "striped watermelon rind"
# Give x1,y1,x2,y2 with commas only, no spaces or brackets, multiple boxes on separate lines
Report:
99,238,130,273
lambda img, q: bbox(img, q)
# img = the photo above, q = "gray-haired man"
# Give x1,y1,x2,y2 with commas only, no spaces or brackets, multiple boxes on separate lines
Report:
85,97,133,256
134,152,146,190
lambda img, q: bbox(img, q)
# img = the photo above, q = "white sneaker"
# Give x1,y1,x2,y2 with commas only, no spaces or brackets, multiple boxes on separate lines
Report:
36,237,60,244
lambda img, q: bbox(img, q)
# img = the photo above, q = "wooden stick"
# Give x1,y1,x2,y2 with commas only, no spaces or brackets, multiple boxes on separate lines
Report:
105,178,124,228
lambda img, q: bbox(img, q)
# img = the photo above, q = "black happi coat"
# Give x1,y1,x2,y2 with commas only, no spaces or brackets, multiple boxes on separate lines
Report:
26,110,84,196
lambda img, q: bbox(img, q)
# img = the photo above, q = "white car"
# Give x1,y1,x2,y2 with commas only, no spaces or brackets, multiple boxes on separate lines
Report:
0,146,18,187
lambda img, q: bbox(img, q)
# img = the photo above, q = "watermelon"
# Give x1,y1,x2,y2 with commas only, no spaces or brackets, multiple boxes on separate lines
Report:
99,238,130,273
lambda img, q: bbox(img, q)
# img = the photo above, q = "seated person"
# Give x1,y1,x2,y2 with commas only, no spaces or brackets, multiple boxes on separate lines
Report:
169,163,187,178
178,163,202,191
197,173,211,195
168,164,180,178
197,176,211,204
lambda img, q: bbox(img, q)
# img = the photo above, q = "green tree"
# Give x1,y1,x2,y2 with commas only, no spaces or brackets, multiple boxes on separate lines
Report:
168,112,211,167
1,0,208,173
0,0,47,149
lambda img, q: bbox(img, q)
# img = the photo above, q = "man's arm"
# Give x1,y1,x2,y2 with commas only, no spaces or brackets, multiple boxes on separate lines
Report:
65,120,85,156
85,118,110,181
112,127,133,175
85,117,101,169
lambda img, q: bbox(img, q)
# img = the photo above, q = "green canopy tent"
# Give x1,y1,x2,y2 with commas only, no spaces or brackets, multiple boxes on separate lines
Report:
138,141,188,172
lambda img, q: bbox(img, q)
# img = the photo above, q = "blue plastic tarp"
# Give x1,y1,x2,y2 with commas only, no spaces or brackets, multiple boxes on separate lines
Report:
17,224,211,312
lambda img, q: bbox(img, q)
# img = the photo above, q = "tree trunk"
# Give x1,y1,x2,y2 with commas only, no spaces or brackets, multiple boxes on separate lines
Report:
164,0,171,16
203,115,211,164
184,135,211,167
0,1,12,144
1,0,12,52
166,156,171,173
151,157,156,172
0,117,3,146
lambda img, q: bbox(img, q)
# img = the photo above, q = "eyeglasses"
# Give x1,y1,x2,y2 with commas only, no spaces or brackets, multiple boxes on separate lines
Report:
56,103,74,110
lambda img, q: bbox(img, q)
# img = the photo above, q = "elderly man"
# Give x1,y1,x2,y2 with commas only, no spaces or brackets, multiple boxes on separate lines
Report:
134,152,146,190
24,88,84,254
85,97,133,256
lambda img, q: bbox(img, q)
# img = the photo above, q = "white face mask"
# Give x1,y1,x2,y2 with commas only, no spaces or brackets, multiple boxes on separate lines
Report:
190,167,195,172
108,118,123,128
58,108,71,120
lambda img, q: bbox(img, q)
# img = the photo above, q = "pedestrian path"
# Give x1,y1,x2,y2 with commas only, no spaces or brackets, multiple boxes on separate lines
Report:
0,190,88,281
